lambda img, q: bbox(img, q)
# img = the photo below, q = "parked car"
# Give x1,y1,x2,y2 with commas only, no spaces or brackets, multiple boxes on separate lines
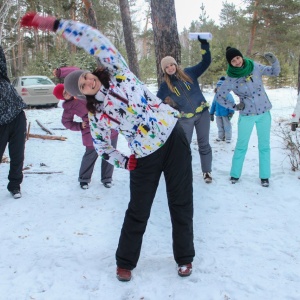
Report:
12,76,59,107
291,93,300,131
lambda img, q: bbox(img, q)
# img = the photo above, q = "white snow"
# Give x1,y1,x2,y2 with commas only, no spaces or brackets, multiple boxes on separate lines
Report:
1,87,299,300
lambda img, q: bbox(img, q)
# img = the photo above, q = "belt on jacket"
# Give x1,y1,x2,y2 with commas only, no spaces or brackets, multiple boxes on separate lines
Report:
178,102,210,119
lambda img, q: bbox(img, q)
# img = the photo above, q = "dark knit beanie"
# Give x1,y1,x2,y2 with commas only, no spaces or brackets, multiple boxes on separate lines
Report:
226,46,243,64
64,70,86,98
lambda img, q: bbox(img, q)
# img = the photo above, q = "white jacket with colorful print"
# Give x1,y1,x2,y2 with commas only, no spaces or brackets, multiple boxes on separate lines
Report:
56,20,179,169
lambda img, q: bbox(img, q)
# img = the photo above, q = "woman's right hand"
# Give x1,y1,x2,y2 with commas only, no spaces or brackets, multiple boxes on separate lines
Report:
198,36,209,45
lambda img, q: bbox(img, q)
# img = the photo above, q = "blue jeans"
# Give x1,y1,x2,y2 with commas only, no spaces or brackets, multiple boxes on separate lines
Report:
230,111,271,179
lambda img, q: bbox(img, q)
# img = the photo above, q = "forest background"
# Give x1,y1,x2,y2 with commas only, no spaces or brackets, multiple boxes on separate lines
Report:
0,0,299,90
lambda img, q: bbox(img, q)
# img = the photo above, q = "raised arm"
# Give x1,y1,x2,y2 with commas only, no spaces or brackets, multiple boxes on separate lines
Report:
20,12,129,75
185,37,211,78
259,52,280,77
57,20,129,75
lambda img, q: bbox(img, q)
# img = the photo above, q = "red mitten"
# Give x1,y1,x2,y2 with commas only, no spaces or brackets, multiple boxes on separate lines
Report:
20,12,57,32
126,154,137,171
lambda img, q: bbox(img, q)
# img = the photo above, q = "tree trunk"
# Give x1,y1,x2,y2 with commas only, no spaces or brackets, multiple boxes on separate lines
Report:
246,0,259,56
298,56,300,95
119,0,140,78
150,0,181,86
82,0,102,67
142,6,151,57
82,0,98,28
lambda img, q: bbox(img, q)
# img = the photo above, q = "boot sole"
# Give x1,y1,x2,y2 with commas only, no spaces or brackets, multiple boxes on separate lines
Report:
116,275,131,282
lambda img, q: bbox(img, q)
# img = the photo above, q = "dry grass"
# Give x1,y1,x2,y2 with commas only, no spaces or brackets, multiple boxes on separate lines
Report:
275,123,300,171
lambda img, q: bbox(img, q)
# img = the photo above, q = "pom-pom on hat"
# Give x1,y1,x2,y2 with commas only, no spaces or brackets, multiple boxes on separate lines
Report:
161,56,177,72
226,46,243,64
216,76,226,87
53,83,65,100
64,70,86,98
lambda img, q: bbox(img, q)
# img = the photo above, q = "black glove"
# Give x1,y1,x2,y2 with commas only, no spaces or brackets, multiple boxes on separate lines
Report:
210,114,214,121
228,113,234,120
234,103,245,111
264,52,277,64
198,36,209,45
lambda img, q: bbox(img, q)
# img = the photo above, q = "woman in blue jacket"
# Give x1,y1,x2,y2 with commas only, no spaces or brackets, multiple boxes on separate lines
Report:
216,47,280,187
157,37,212,183
210,76,235,143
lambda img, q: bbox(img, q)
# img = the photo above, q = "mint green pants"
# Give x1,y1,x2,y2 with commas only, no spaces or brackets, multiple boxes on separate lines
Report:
230,111,271,179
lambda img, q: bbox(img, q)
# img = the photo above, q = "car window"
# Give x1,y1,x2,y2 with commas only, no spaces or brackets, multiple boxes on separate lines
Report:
21,77,54,86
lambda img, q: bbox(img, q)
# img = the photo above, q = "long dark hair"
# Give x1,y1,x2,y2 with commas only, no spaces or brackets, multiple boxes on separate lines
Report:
86,67,111,114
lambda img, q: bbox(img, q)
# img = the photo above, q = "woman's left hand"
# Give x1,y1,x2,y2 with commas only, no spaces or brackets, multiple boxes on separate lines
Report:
20,12,57,32
264,52,277,64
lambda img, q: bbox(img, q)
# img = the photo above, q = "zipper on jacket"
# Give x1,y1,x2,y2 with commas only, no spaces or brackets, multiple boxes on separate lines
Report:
177,80,196,111
109,90,129,105
103,113,121,125
100,89,129,125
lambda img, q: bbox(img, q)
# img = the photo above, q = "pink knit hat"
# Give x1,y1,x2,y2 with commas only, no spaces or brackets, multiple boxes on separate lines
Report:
53,84,65,100
161,56,177,72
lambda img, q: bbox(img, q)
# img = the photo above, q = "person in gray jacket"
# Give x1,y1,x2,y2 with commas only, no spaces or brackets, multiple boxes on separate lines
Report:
0,45,27,199
216,46,280,187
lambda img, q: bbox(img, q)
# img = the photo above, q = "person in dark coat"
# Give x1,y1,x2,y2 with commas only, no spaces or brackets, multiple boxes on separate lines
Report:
0,45,27,199
53,84,118,188
157,36,213,183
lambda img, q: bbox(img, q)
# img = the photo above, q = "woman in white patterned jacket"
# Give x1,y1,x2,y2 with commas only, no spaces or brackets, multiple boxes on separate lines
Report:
21,12,195,281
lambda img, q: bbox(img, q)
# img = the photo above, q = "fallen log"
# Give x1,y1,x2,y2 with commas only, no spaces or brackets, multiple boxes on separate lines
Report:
23,171,63,174
36,119,53,135
28,133,67,141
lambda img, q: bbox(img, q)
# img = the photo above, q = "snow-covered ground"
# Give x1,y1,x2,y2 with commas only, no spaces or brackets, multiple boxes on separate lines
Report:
0,87,299,300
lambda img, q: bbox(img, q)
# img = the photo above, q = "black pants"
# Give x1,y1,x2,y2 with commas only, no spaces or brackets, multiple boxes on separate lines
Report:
116,122,195,270
0,111,27,191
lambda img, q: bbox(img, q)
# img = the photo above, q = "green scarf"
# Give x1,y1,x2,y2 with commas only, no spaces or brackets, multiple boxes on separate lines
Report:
226,57,254,78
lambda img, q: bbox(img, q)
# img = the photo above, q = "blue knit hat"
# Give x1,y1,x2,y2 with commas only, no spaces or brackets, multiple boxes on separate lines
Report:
216,76,226,87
